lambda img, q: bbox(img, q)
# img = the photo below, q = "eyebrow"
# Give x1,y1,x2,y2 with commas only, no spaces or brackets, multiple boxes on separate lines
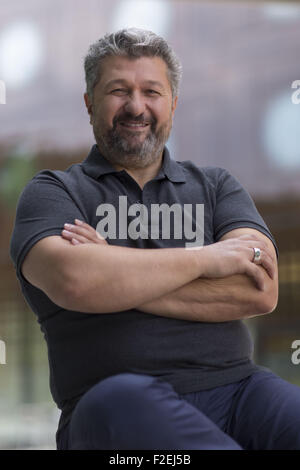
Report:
104,79,165,91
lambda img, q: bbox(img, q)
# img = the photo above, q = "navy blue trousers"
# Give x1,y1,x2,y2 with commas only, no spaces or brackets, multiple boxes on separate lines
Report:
57,369,300,450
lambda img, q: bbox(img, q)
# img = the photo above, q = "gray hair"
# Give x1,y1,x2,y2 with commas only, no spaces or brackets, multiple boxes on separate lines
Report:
84,28,182,103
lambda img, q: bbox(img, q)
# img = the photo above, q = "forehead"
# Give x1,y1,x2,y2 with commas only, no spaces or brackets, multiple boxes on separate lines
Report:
96,55,171,91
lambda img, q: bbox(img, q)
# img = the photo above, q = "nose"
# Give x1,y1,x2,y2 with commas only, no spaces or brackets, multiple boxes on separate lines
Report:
124,91,146,116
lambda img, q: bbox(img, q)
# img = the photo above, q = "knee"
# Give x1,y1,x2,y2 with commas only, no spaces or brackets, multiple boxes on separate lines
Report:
100,372,159,391
75,373,167,418
92,372,164,405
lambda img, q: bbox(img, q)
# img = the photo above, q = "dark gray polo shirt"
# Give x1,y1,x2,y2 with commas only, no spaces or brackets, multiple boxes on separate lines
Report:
10,144,277,437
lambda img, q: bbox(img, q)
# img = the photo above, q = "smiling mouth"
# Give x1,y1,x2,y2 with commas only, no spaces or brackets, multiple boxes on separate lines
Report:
118,122,150,130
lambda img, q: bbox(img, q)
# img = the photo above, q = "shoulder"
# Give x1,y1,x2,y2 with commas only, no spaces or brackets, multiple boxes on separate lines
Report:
17,162,84,199
175,160,234,190
32,162,84,186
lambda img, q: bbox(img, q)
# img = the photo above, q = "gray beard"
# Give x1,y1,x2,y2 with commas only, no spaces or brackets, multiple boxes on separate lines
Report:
93,119,171,170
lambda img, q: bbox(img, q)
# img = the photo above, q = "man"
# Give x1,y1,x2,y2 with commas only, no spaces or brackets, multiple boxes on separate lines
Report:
10,28,300,450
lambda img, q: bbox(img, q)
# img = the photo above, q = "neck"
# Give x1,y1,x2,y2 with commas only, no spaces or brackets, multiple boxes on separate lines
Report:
113,152,164,189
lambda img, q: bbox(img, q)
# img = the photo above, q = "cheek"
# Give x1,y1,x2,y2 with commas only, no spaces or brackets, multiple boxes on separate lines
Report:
156,109,173,128
93,111,114,132
92,110,106,130
152,101,173,122
94,100,120,127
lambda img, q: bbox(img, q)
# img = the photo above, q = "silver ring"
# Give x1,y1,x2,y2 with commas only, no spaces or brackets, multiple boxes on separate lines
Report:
253,247,261,263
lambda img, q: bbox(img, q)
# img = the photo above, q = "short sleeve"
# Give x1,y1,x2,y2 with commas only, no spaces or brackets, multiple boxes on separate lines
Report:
213,169,278,258
9,171,85,284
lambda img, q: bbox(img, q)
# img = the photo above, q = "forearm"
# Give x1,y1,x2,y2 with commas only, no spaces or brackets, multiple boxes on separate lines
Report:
59,221,276,315
61,244,203,313
137,228,278,323
138,271,278,322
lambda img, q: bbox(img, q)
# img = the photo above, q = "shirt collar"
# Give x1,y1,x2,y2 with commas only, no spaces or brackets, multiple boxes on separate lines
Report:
81,144,186,183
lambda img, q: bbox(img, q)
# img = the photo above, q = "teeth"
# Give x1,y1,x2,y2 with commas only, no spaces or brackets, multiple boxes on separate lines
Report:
121,123,147,127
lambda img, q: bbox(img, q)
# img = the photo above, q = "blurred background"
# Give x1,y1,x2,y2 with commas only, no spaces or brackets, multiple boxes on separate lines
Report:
1,0,300,449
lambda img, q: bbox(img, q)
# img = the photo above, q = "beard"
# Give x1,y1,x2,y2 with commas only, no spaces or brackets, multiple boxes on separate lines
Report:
93,111,172,169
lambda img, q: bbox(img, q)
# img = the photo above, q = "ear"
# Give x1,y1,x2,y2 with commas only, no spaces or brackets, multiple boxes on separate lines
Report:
171,95,178,118
84,92,93,124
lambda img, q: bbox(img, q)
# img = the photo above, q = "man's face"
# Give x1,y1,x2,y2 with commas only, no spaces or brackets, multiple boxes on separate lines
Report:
84,55,177,169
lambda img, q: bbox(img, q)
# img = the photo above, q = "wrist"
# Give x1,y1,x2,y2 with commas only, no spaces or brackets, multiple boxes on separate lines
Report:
190,245,210,278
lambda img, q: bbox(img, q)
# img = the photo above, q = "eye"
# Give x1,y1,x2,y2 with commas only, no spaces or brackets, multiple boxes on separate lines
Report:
147,89,160,95
111,88,127,95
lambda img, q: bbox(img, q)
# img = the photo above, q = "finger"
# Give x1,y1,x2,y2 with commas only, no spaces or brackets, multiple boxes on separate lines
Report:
74,219,100,235
64,219,94,234
74,220,106,243
245,263,265,291
65,223,95,239
75,219,105,240
246,239,268,252
74,219,94,231
254,251,275,280
262,253,275,279
247,244,275,278
61,229,90,244
63,224,107,246
74,219,88,227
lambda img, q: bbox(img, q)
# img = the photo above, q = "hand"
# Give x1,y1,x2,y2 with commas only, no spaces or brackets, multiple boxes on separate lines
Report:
202,233,276,290
61,219,108,246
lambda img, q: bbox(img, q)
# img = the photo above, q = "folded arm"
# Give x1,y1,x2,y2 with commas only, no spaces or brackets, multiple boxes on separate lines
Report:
138,228,278,322
21,234,204,313
21,221,277,318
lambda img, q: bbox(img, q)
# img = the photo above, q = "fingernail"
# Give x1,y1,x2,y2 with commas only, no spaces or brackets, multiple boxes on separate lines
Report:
64,223,73,229
72,238,80,245
75,219,84,225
